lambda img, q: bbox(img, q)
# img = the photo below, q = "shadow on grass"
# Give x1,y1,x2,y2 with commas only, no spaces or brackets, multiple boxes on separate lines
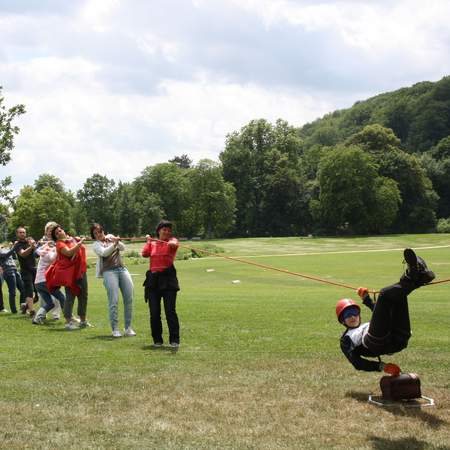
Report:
85,335,116,341
346,391,448,429
141,344,178,354
369,435,450,450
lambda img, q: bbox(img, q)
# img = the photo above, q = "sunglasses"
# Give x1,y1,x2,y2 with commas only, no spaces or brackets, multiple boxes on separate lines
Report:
342,307,360,320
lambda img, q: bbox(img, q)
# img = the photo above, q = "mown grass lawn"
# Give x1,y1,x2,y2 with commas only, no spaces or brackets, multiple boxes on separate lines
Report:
1,235,449,449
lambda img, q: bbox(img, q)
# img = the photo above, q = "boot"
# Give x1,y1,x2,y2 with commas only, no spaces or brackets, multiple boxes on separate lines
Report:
403,249,435,286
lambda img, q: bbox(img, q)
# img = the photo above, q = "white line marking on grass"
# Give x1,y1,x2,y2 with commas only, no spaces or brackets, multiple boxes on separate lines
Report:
190,244,450,260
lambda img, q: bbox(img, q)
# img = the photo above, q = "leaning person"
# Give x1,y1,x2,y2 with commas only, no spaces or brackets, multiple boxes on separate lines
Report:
47,225,91,330
13,226,37,316
91,223,135,338
141,220,180,348
336,248,435,374
32,240,66,325
0,244,25,314
36,221,62,320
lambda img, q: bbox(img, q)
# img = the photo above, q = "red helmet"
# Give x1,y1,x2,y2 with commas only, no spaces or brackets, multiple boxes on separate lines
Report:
336,298,360,323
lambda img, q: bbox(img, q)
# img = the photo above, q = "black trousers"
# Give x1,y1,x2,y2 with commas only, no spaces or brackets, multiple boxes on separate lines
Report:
363,280,416,355
148,290,179,344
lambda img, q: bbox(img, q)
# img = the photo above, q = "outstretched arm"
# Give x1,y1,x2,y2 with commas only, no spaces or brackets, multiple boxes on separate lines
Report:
357,287,375,311
340,336,381,372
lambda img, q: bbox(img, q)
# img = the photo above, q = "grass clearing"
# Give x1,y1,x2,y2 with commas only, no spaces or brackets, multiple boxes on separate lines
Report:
1,235,450,449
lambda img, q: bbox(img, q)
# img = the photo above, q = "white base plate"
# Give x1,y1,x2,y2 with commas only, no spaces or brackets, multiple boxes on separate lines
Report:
368,395,435,408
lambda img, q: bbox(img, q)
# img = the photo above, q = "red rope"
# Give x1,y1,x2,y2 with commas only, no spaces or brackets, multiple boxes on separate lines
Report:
118,236,450,295
144,237,366,293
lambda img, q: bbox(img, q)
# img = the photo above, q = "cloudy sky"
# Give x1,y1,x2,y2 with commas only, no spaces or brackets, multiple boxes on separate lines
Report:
2,0,450,194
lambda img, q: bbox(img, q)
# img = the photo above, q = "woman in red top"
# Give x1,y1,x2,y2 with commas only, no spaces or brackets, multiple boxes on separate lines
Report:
48,225,91,330
141,220,180,348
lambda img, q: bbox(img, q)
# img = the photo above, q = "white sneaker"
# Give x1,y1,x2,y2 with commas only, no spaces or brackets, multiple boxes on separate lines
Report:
0,309,9,313
112,329,122,338
124,327,136,337
71,316,81,324
170,342,180,348
79,321,93,329
32,316,45,325
65,321,79,330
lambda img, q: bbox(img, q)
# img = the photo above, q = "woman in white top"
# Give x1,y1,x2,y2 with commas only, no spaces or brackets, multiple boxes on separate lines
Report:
90,223,136,338
32,240,66,325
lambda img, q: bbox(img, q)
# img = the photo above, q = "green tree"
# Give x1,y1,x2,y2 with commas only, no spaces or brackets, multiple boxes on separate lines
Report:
169,154,192,169
113,182,141,237
347,125,437,231
34,173,65,194
189,159,236,238
220,119,305,236
0,87,26,201
77,174,116,232
312,146,400,234
10,186,74,239
133,163,194,236
421,137,450,218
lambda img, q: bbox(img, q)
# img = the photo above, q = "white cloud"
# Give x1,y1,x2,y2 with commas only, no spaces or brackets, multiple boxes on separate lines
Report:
1,0,450,195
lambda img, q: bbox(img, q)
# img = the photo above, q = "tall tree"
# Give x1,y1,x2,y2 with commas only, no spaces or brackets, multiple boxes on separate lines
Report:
220,119,305,236
311,146,401,234
133,163,194,236
10,185,74,239
169,154,192,169
189,159,236,238
113,182,141,237
348,125,437,231
0,87,26,201
77,174,116,232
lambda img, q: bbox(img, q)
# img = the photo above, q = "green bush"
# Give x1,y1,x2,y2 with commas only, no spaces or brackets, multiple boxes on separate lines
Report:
436,217,450,233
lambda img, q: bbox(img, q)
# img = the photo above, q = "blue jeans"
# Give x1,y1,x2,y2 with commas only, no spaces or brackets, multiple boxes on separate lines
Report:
2,271,25,313
35,282,66,312
102,267,134,331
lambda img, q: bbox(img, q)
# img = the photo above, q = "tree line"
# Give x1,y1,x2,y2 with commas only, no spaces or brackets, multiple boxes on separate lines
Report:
2,76,450,239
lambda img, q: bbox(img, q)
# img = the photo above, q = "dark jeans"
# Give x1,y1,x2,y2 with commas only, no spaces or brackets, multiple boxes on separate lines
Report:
148,290,179,344
2,271,25,313
363,280,416,355
35,281,66,312
63,273,88,319
21,268,37,298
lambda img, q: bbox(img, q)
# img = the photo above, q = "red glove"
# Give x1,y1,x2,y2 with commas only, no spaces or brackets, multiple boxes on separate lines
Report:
383,363,401,377
357,287,369,299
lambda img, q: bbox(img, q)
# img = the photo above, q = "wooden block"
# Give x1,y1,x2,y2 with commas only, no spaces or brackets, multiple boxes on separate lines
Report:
380,373,422,401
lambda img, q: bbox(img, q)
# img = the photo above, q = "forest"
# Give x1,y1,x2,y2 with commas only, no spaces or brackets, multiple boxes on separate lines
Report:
2,76,450,239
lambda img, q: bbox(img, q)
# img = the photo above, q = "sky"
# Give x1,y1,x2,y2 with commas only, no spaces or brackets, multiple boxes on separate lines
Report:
1,0,450,194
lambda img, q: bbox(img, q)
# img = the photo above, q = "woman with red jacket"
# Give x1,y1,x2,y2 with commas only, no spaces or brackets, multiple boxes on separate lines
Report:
141,220,180,348
47,225,91,330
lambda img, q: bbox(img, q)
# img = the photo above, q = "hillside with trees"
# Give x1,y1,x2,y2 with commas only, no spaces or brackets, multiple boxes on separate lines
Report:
3,77,450,239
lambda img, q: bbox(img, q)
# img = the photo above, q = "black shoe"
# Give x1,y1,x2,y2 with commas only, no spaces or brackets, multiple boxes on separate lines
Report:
404,248,418,279
403,248,435,285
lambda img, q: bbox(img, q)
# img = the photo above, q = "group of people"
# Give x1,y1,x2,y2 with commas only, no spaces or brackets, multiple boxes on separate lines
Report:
1,219,438,367
0,219,181,347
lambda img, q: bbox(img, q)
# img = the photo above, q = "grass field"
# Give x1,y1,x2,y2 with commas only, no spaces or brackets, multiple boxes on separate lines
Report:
1,235,449,450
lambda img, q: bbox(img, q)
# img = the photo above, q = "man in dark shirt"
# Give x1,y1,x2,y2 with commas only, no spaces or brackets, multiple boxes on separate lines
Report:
14,226,37,316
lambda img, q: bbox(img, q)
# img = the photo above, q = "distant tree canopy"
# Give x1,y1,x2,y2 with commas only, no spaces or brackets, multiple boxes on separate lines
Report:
3,76,450,238
0,87,25,202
